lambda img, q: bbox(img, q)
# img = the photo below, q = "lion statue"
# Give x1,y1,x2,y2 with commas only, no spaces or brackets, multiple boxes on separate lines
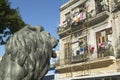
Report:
0,26,58,80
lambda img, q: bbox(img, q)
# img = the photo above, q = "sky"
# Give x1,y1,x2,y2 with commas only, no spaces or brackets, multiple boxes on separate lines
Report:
0,0,68,56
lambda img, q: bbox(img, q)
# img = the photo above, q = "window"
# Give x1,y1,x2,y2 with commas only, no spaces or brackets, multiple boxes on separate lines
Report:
96,28,113,58
65,12,71,27
72,7,80,15
64,43,72,62
96,28,112,48
72,36,88,62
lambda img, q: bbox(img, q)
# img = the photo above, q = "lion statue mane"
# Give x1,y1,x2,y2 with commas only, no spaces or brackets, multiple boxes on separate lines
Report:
0,26,58,80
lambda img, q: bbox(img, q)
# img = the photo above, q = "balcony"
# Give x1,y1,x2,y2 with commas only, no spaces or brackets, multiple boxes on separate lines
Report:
55,56,115,73
57,11,109,38
85,11,109,27
55,46,115,74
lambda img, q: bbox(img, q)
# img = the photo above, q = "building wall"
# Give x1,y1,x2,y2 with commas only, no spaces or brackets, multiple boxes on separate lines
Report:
59,0,113,65
57,0,120,79
111,11,120,56
57,58,117,80
59,39,65,65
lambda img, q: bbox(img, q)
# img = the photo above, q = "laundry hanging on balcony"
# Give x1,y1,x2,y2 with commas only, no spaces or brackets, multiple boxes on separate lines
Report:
80,47,84,54
76,47,85,55
74,16,79,23
63,20,67,26
99,42,105,48
78,11,86,21
80,12,84,21
90,46,94,53
71,11,86,26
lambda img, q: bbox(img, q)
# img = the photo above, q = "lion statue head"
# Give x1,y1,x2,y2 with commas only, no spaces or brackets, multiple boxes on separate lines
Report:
0,26,58,80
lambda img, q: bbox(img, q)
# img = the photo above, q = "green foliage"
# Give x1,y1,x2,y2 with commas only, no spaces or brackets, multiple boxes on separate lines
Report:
0,0,26,45
0,0,25,34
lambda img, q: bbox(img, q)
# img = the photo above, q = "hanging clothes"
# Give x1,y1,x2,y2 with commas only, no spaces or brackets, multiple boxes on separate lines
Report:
73,16,79,23
99,42,105,47
62,20,67,27
90,46,94,53
80,48,84,54
63,20,67,25
83,11,86,20
79,12,83,21
78,13,80,20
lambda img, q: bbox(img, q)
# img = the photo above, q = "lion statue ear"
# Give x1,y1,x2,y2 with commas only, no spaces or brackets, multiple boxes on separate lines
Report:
36,26,44,32
23,25,44,32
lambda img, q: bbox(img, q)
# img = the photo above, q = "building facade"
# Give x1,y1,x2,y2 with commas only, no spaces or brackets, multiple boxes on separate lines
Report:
56,0,120,80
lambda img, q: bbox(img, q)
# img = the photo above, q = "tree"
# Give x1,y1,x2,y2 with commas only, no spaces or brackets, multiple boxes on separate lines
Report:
0,0,26,44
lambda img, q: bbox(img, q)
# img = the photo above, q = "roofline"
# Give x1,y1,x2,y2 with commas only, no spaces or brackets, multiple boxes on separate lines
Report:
60,0,86,11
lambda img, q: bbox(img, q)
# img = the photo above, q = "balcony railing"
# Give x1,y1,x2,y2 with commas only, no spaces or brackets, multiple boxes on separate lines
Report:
71,54,88,63
97,44,114,58
55,46,114,68
55,56,115,73
57,10,109,36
